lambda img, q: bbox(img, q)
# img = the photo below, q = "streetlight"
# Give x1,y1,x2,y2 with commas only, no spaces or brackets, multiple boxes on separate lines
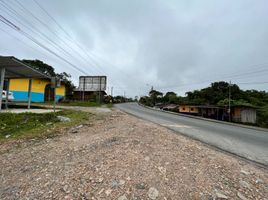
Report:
228,81,232,122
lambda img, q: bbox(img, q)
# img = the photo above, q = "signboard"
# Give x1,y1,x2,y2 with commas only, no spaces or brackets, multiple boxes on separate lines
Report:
51,77,61,88
79,76,107,91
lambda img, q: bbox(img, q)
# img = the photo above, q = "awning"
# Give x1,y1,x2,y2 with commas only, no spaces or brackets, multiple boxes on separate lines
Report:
0,56,51,79
0,56,52,110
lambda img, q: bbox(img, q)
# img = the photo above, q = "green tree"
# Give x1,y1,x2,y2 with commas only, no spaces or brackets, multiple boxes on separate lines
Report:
149,89,163,105
23,59,75,99
23,59,56,77
139,96,152,106
56,72,75,97
163,91,177,103
185,81,242,105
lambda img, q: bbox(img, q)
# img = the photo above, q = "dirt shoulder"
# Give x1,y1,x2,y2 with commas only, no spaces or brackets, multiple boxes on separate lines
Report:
0,110,267,199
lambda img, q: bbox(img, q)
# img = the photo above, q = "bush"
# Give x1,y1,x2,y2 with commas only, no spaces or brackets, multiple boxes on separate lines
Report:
257,106,268,128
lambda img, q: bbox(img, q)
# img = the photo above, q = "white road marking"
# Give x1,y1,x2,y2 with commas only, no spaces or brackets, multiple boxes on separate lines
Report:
161,124,192,128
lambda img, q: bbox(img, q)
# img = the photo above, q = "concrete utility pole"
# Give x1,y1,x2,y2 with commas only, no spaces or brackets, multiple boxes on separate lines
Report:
98,77,101,104
27,79,32,109
5,79,9,109
0,68,5,111
111,86,113,97
54,87,56,113
82,77,85,101
228,81,231,122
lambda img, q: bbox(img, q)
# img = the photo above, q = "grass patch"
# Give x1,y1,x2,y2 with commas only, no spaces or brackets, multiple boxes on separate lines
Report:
38,101,113,108
0,110,92,140
106,103,113,108
59,101,101,107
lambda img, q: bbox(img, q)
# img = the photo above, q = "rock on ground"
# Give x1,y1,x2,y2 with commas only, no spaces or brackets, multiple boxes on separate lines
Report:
148,187,159,199
0,110,267,199
56,115,71,122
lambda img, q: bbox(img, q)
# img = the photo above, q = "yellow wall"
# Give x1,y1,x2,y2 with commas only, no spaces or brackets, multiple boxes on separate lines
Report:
56,85,65,96
179,105,199,113
9,78,66,96
9,79,29,92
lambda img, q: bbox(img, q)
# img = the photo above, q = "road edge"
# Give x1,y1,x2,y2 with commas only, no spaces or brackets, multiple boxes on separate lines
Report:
138,103,268,133
115,104,268,169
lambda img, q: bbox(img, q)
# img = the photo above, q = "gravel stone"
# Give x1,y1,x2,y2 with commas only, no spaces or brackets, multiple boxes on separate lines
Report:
240,170,250,175
237,192,249,200
148,187,159,199
135,183,146,190
239,180,251,189
0,110,267,199
215,192,228,199
118,195,128,200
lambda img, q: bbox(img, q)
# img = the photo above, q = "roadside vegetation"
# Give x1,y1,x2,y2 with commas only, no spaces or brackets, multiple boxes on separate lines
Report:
58,101,113,108
0,110,92,140
139,81,268,127
40,100,113,107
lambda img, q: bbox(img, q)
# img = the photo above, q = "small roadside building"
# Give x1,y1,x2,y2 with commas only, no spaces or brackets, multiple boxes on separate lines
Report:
9,78,65,102
177,103,257,124
231,105,257,124
178,104,199,115
178,104,225,120
0,56,65,110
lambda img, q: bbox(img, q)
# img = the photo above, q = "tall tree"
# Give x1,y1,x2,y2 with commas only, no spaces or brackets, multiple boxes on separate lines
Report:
23,59,75,98
149,89,163,105
23,59,56,77
163,91,177,103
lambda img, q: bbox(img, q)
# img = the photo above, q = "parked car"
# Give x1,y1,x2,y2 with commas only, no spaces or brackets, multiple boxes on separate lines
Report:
1,90,15,101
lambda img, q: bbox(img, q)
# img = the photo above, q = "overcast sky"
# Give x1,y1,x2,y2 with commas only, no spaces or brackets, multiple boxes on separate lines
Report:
1,0,268,97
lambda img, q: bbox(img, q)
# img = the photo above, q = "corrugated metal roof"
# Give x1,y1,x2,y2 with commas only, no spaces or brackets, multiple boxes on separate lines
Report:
0,56,51,79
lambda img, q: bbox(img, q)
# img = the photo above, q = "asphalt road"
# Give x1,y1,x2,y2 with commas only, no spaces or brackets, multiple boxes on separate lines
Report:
115,103,268,166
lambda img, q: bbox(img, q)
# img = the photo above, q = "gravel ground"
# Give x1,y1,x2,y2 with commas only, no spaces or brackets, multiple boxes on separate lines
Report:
0,110,267,200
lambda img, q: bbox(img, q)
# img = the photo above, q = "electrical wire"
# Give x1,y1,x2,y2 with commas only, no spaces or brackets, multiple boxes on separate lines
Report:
31,0,132,89
0,14,88,74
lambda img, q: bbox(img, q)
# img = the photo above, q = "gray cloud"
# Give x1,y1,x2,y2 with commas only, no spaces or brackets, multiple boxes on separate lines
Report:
0,0,268,97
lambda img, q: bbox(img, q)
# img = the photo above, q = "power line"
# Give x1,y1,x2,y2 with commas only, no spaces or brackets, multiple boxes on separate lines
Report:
156,63,268,90
0,4,122,91
31,0,128,88
0,0,103,76
2,0,95,69
13,0,102,74
0,26,47,57
0,14,88,74
0,2,80,62
31,0,110,74
4,0,139,92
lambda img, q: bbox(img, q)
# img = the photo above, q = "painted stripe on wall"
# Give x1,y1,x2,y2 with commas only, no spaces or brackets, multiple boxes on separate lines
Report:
9,79,66,96
12,91,64,103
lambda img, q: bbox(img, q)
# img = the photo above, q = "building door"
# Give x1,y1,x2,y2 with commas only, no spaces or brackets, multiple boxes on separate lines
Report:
44,84,54,102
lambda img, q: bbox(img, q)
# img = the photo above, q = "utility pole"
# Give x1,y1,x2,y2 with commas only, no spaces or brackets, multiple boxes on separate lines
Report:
111,86,113,97
228,80,231,122
99,77,101,104
82,77,85,102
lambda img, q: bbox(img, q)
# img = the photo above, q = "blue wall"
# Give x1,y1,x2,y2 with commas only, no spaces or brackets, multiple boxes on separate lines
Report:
11,91,63,102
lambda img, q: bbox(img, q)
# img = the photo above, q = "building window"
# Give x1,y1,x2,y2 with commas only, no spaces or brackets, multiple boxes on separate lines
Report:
183,107,185,111
190,108,194,111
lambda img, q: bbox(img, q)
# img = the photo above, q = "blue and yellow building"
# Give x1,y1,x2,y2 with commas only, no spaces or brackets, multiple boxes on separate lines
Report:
9,78,66,102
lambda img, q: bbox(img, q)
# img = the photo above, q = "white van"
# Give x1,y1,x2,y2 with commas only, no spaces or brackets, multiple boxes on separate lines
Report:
1,90,15,101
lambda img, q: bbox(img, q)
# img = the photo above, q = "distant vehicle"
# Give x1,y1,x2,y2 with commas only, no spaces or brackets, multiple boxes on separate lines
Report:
1,90,15,101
